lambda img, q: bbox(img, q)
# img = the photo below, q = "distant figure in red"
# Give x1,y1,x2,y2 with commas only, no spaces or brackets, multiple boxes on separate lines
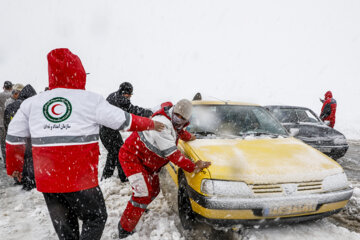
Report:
320,91,337,128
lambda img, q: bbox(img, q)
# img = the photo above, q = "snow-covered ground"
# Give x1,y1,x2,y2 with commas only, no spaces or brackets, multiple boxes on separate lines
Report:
0,144,359,240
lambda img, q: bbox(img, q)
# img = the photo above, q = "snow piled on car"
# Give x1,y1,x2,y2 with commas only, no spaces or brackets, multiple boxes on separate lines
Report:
0,145,359,240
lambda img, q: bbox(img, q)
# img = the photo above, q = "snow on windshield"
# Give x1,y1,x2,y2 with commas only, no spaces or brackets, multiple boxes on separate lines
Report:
188,105,288,138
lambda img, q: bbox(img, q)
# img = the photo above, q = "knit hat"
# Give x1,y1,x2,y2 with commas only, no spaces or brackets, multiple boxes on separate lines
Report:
173,99,192,120
119,82,133,95
3,81,13,89
13,83,25,92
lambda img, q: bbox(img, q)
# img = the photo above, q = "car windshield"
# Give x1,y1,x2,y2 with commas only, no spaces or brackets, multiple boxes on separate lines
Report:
271,108,320,124
187,105,288,138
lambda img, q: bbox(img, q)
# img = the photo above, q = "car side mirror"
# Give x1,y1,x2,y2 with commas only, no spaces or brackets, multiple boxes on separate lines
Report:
289,128,299,137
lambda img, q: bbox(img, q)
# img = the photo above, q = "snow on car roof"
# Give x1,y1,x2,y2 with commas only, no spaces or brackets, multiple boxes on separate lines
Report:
192,100,260,106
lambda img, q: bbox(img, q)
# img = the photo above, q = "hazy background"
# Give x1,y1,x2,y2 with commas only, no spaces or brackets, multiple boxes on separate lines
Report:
1,0,359,138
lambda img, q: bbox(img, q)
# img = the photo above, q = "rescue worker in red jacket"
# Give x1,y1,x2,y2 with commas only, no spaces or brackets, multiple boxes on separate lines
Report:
6,48,164,240
117,99,211,238
320,91,337,128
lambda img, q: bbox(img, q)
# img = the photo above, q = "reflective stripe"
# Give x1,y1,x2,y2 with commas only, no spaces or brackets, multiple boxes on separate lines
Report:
31,134,99,145
6,135,26,144
138,132,177,157
130,197,148,209
162,146,178,157
118,112,131,130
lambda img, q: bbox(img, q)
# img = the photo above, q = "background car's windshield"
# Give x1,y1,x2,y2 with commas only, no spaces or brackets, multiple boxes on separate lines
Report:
272,108,320,123
188,105,288,137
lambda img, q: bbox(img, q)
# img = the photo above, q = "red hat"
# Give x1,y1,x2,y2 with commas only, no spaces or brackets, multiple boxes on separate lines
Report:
47,48,86,90
325,91,332,100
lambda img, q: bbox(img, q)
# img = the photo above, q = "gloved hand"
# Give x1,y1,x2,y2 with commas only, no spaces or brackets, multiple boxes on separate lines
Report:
153,121,165,132
12,171,22,182
194,160,211,173
189,133,196,141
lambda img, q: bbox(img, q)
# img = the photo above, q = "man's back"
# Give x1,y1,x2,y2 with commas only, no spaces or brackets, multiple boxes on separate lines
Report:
7,87,131,192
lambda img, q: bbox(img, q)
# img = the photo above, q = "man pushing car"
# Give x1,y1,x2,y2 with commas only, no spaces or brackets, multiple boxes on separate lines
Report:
117,99,211,238
6,48,164,240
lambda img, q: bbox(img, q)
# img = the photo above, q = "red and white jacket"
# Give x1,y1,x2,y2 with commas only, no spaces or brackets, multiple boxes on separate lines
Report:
6,48,155,193
120,104,196,174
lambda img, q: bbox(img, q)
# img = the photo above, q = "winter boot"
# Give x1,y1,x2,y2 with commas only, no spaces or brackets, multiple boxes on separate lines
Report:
118,224,133,239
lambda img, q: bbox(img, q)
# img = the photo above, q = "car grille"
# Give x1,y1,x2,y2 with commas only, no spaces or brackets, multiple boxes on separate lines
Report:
250,181,323,196
306,140,333,146
251,184,283,194
297,181,322,192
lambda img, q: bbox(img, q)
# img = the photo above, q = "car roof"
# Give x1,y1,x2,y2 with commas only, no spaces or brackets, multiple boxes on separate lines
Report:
192,100,260,106
265,105,312,110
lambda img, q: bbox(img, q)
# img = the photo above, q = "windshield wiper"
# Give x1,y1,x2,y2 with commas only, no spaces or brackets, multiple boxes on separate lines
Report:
193,131,216,136
240,131,282,137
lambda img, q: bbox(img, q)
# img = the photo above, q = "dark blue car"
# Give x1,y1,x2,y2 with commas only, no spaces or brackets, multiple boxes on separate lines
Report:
265,105,348,160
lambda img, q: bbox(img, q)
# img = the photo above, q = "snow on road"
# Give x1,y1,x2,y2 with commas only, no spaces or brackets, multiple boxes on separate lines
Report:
0,146,359,240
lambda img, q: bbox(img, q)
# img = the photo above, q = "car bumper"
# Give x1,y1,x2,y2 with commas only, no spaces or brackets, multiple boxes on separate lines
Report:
307,144,349,159
188,186,353,226
193,209,342,227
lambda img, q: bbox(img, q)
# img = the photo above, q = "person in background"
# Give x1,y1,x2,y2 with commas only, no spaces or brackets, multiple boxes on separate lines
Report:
4,84,37,190
117,99,210,239
6,48,164,240
0,80,13,166
192,92,202,101
100,82,153,182
320,91,337,128
5,83,24,108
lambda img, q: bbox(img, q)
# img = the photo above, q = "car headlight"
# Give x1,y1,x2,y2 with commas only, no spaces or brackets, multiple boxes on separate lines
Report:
333,137,347,145
322,173,349,192
201,179,253,197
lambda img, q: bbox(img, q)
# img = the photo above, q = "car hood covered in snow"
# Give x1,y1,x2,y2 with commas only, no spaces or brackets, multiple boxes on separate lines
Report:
182,137,343,184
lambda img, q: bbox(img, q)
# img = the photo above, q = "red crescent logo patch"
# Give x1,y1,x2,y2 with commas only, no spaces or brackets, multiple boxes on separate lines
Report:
51,104,62,115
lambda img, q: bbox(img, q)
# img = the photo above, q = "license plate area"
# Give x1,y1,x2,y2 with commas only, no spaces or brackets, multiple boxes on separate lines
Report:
317,147,332,153
263,202,317,217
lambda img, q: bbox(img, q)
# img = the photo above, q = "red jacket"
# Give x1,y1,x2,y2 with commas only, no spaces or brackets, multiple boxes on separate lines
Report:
320,91,337,128
6,48,155,193
120,103,195,174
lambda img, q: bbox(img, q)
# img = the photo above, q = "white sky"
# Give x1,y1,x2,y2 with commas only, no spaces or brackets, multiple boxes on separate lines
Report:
1,0,360,137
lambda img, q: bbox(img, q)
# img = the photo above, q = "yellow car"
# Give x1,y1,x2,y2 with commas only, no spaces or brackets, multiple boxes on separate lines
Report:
160,101,353,230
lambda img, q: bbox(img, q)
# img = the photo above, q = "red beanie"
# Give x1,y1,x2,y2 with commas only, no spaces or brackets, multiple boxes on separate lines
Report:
47,48,86,90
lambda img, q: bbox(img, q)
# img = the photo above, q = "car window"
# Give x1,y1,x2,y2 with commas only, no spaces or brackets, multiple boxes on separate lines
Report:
296,109,319,123
272,109,298,123
188,105,288,138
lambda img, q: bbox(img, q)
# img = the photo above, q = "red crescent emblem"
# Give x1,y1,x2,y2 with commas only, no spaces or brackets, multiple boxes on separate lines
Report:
51,104,62,115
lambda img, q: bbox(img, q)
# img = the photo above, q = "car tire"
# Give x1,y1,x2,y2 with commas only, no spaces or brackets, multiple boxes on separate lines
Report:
178,176,196,230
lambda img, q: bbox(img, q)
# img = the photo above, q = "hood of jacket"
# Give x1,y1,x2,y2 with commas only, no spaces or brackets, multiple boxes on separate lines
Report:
47,48,86,90
325,91,332,100
18,84,37,101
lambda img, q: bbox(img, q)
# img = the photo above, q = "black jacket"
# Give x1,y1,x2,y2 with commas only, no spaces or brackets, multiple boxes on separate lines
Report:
106,91,153,117
4,84,37,131
4,84,37,187
100,91,153,148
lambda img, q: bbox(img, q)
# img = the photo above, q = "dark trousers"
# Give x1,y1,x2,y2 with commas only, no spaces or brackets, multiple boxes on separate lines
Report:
22,156,36,190
100,127,127,181
43,186,107,240
0,127,6,167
